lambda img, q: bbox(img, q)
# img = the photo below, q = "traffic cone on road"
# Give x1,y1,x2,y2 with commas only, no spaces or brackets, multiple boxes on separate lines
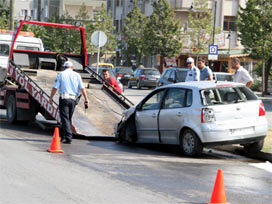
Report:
47,127,64,153
206,169,231,204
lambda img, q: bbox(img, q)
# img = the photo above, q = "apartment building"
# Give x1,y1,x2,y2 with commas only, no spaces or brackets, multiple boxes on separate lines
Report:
107,0,253,73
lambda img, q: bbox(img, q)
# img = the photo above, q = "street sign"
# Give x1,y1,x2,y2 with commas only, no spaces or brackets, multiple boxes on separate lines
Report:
208,45,218,60
91,31,107,47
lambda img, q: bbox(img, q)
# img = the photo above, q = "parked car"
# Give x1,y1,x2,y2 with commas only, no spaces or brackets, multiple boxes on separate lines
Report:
128,68,161,89
88,66,124,92
213,72,233,81
90,63,114,69
113,66,133,85
115,81,268,156
157,67,188,87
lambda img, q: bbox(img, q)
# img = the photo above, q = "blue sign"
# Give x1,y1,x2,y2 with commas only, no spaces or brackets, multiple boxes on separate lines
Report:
209,45,218,55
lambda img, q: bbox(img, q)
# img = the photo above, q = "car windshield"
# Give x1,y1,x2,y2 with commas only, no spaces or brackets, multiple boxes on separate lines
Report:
200,86,257,105
215,74,233,81
143,69,160,75
176,70,187,82
0,44,10,56
115,67,133,74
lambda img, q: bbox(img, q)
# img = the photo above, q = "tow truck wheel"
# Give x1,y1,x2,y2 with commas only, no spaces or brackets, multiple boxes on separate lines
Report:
7,95,17,124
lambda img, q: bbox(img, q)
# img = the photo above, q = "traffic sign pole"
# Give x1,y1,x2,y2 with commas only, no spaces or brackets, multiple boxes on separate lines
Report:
96,31,100,74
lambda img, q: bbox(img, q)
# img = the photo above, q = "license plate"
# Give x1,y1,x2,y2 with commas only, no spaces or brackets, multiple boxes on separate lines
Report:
230,127,254,135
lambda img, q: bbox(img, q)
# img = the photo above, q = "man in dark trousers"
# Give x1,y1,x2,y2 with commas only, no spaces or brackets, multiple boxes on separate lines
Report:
49,61,89,144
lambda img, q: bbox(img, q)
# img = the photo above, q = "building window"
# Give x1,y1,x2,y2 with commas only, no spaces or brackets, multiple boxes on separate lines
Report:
31,10,34,17
223,16,236,31
21,9,28,17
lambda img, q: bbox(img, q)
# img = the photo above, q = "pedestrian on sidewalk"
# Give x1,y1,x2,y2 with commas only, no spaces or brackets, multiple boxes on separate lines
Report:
49,61,89,144
198,57,213,81
232,57,253,88
185,57,200,82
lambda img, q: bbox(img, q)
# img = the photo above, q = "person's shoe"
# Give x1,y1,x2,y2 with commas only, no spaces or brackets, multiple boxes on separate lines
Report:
62,139,72,144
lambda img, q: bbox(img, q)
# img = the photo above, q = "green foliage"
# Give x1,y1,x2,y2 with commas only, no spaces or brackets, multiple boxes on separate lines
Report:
187,0,217,55
144,0,182,58
237,0,272,93
0,0,9,29
123,0,148,65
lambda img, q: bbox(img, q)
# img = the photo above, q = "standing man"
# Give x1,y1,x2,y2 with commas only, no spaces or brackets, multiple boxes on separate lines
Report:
232,57,253,88
49,61,89,144
102,69,123,94
185,57,200,82
198,57,213,81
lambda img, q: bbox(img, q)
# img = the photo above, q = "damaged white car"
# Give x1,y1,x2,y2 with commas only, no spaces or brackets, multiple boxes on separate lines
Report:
115,81,268,156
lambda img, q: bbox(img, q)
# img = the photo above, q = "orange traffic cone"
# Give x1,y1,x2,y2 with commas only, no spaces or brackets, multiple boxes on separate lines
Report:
47,127,64,153
206,169,231,204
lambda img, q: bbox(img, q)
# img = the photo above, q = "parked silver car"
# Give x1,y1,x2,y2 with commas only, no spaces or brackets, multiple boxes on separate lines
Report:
115,81,268,156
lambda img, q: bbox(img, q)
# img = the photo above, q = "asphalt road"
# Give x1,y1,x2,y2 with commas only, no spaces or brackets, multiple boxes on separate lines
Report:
0,110,271,204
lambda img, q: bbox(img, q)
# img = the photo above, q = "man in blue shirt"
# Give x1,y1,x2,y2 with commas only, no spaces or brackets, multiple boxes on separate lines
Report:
198,57,213,81
49,61,89,144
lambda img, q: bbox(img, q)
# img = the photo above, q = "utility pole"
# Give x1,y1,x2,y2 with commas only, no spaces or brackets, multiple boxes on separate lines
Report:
9,0,14,30
38,0,41,21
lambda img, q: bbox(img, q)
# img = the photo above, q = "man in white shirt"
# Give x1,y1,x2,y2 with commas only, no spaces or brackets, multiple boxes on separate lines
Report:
232,57,253,88
185,57,200,82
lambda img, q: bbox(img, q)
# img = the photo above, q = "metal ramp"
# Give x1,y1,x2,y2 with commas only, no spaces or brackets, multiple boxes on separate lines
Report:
84,66,134,109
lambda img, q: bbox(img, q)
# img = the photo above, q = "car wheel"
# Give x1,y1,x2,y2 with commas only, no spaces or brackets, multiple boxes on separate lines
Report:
127,81,132,88
243,139,264,153
7,95,17,124
180,129,203,156
137,81,141,89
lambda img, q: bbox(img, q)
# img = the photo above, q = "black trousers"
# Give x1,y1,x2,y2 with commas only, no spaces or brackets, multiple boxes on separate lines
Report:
59,98,76,142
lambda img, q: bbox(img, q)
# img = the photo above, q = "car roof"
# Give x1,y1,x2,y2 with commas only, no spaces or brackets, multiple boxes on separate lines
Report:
166,67,187,71
213,72,233,75
158,81,244,90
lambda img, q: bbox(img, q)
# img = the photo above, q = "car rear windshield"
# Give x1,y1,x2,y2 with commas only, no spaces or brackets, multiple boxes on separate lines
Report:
143,69,160,75
176,70,187,82
116,68,133,74
200,86,258,106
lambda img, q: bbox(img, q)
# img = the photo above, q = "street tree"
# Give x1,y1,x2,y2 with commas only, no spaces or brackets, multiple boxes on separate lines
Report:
236,0,272,94
187,0,218,62
144,0,182,72
0,0,9,29
90,3,117,58
123,0,148,66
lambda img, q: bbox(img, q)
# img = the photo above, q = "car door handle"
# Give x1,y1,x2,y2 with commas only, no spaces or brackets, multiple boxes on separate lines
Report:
177,112,183,117
152,113,157,118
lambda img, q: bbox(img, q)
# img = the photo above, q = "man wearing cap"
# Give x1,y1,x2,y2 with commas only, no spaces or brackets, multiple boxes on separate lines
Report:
185,57,200,82
49,61,89,144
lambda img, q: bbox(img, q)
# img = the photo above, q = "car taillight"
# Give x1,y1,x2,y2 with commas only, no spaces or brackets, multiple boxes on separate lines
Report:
259,102,266,116
116,74,123,77
140,75,146,79
201,108,216,123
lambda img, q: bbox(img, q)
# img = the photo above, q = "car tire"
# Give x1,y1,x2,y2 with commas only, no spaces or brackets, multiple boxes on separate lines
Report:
244,139,264,153
137,81,141,89
127,81,132,88
7,95,17,124
180,129,203,156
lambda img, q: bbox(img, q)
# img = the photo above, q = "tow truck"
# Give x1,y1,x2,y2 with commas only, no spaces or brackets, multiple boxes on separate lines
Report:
0,20,133,136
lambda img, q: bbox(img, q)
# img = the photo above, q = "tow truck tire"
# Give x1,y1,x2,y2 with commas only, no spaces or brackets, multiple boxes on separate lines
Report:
244,139,264,153
7,95,17,124
180,129,203,156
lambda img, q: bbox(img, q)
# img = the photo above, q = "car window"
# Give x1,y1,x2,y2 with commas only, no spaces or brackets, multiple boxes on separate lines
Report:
169,70,175,81
143,69,160,75
0,44,10,56
200,86,257,105
116,68,133,74
176,70,187,82
141,89,166,111
163,70,171,80
162,88,186,109
215,74,233,81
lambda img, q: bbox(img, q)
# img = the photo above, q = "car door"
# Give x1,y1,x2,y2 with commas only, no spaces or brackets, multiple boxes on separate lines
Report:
159,88,192,144
135,89,167,143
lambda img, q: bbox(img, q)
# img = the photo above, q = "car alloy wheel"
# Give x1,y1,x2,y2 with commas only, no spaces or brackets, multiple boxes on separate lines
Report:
181,129,203,156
